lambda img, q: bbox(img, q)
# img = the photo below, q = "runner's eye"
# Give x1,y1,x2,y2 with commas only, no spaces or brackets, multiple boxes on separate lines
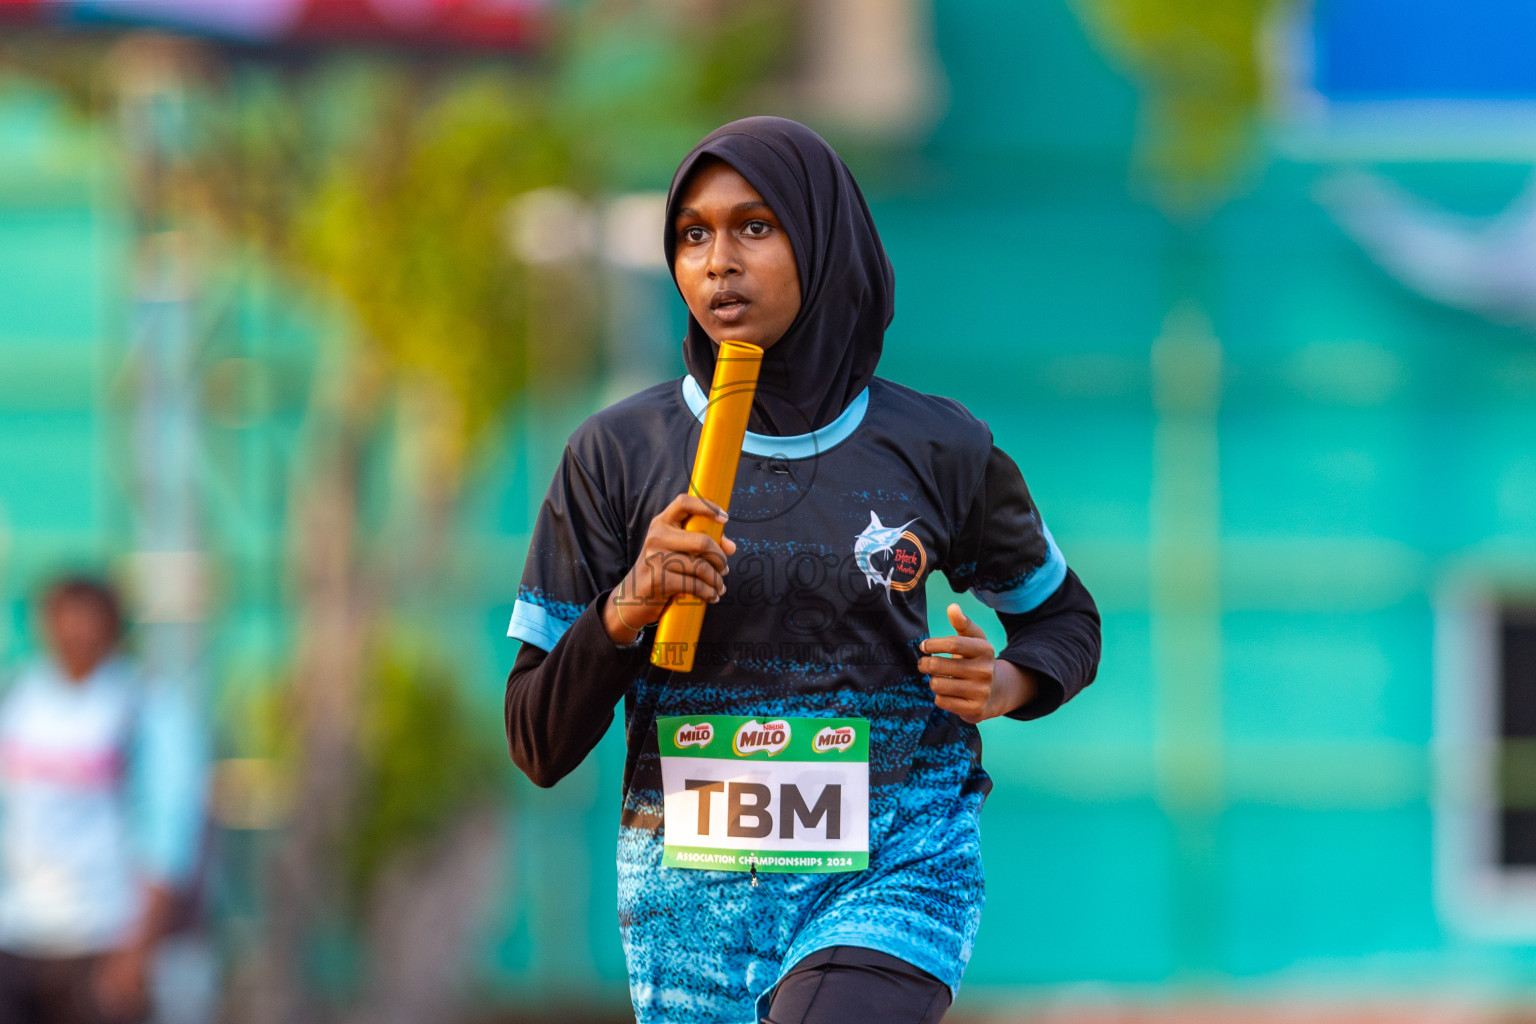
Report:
680,225,707,244
743,220,772,237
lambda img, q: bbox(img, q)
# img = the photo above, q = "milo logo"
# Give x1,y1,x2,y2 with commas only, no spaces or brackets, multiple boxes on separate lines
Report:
733,719,791,757
813,725,856,754
674,722,714,750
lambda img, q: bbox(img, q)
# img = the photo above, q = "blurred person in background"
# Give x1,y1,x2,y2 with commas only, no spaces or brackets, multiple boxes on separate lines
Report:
0,577,206,1024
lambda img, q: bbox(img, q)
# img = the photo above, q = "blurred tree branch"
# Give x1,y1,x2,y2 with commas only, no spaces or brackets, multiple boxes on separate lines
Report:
1073,0,1296,215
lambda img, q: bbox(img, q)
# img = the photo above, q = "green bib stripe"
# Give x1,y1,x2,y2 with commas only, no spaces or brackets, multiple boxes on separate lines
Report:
658,714,869,762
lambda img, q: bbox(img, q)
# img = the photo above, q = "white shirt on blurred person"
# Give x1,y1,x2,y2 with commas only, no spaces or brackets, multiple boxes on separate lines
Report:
0,653,203,956
0,577,206,1024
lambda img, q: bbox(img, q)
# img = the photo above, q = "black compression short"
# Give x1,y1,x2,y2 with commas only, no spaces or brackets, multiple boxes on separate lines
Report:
762,946,951,1024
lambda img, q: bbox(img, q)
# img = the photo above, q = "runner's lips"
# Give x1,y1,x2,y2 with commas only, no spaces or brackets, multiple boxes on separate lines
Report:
709,290,750,323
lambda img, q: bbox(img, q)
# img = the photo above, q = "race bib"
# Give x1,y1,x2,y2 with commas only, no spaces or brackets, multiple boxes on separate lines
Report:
658,715,869,873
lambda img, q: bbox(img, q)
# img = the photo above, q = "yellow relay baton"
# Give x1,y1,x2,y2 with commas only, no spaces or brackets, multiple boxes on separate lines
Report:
651,339,763,672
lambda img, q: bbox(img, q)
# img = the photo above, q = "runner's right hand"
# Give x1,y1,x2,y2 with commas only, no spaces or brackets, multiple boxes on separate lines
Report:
602,493,735,644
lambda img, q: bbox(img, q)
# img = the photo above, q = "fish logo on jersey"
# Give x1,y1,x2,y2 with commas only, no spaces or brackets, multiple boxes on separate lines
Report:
853,511,927,596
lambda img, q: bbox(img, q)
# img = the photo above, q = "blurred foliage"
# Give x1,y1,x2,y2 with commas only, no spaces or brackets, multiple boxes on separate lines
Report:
234,637,503,913
346,638,505,911
0,36,108,116
554,0,797,191
1073,0,1296,214
1,0,798,475
218,65,569,471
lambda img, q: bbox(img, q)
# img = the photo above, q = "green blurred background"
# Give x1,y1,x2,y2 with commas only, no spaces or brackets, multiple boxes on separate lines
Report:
4,0,1536,1020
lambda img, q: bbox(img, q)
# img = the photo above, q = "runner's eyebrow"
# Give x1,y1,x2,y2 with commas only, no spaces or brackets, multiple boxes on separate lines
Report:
675,202,773,221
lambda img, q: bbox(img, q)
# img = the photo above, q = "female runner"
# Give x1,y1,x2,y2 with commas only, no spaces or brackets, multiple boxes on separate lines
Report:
504,116,1101,1024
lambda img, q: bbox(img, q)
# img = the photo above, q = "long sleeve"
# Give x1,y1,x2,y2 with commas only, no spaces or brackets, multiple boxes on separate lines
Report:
997,568,1100,720
504,588,651,788
505,438,644,787
942,442,1102,722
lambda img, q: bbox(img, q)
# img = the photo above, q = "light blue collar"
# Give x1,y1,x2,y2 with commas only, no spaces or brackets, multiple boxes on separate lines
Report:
681,376,869,460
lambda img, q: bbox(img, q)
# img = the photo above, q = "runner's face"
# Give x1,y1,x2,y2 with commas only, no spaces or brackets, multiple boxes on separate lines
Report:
673,161,801,352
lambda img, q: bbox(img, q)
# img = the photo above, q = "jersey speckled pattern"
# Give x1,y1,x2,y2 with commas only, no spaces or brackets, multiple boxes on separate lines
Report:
508,374,1067,1022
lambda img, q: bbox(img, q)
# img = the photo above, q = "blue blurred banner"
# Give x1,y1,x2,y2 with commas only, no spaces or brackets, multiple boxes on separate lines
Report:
0,0,546,49
1315,0,1536,101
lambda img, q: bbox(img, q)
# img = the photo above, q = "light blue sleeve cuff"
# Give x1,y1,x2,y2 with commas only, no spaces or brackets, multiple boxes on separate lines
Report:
507,598,577,652
972,525,1068,615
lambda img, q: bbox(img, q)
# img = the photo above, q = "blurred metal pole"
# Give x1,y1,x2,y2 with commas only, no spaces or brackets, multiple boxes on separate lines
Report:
599,192,672,404
113,34,217,1024
1150,296,1225,982
116,35,206,690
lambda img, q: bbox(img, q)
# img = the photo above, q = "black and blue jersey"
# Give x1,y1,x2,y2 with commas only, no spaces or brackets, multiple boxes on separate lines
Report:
505,114,1100,1024
504,372,1099,1021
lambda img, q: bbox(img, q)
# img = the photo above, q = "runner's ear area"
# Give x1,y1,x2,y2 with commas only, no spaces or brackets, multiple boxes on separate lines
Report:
664,116,894,437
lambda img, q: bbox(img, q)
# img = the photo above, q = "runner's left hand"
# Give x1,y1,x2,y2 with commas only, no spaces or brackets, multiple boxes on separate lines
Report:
920,604,1036,723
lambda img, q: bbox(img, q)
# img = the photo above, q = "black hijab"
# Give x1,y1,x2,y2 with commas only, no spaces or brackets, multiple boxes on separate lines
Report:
663,116,895,436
